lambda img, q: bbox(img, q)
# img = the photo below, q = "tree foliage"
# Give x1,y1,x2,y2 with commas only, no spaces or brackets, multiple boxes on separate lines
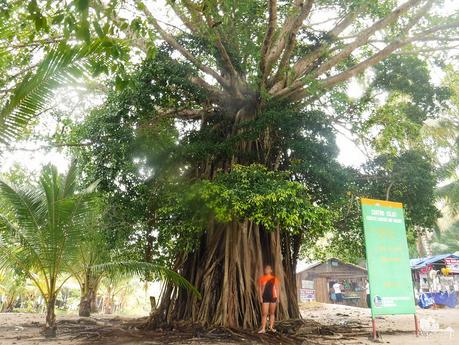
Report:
431,220,459,254
2,0,459,142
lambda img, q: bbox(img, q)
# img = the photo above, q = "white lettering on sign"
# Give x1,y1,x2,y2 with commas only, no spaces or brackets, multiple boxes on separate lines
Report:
366,215,402,223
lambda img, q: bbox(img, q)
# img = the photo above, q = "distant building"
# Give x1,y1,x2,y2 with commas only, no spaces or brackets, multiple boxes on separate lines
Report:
296,258,368,308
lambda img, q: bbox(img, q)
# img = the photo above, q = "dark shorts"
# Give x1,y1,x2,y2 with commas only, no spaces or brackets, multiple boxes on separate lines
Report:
262,286,277,304
262,296,277,304
335,293,343,302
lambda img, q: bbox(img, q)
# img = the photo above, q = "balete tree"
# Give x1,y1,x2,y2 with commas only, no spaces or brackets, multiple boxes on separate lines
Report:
62,0,459,330
3,0,459,331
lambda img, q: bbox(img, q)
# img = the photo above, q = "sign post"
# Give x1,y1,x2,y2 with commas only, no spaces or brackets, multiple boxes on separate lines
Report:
361,198,417,340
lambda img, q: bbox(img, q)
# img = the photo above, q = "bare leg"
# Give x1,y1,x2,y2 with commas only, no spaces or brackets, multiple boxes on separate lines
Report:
259,303,269,333
269,303,277,331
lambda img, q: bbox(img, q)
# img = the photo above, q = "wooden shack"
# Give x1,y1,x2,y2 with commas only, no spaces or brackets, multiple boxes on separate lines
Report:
296,258,368,308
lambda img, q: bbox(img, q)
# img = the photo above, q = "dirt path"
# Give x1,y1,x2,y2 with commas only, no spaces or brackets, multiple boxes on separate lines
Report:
0,304,457,345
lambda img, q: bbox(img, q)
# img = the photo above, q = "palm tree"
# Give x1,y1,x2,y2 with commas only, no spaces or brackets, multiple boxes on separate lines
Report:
431,221,459,255
0,163,95,336
0,270,28,312
70,197,201,317
0,163,201,334
0,42,103,144
70,200,109,317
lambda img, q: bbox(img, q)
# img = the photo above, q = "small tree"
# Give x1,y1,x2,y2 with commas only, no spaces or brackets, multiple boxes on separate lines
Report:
0,163,95,337
70,197,201,317
70,200,108,317
0,164,200,333
0,270,27,312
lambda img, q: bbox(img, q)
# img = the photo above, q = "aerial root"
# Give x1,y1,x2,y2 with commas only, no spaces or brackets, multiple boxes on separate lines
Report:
55,317,372,344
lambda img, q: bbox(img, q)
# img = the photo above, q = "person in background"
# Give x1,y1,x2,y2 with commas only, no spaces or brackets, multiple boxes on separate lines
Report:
330,287,336,304
258,265,280,334
365,280,371,308
333,281,343,304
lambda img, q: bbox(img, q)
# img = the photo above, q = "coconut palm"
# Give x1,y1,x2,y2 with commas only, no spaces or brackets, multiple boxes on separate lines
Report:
69,199,109,317
70,197,201,317
0,162,95,336
0,270,27,312
431,220,459,255
0,163,200,334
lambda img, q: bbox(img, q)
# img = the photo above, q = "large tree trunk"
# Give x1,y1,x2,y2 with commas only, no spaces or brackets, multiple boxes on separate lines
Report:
153,220,300,329
43,296,57,337
90,292,98,313
151,105,301,329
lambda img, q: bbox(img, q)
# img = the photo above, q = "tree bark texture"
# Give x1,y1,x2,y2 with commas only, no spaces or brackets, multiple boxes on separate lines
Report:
79,287,95,317
149,103,304,329
90,292,98,313
154,220,300,329
43,295,57,337
140,0,459,330
78,272,100,317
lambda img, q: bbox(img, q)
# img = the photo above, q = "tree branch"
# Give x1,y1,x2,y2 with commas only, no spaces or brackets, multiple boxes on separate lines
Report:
313,19,459,96
1,36,64,51
155,107,214,121
168,1,202,35
202,13,241,84
312,0,424,78
189,76,226,103
396,44,459,55
260,0,278,85
142,5,232,94
171,1,245,96
270,0,314,85
264,0,314,78
272,0,434,101
268,7,361,96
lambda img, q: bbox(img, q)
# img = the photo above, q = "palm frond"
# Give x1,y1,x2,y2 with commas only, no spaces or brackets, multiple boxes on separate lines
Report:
0,163,100,302
437,180,459,215
0,180,45,239
60,161,78,198
0,213,46,275
431,220,459,254
0,41,102,144
92,261,201,299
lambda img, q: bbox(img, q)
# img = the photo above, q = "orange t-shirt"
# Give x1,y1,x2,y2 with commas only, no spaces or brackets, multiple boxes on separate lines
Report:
259,275,279,297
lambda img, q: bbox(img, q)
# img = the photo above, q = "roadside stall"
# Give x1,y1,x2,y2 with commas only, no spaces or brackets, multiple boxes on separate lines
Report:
296,258,368,308
410,253,459,308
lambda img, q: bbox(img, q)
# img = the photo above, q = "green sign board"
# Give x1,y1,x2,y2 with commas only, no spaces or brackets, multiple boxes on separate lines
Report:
361,198,416,317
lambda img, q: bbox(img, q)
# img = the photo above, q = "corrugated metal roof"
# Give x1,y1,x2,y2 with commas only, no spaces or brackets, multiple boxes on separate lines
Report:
296,258,366,275
410,253,459,270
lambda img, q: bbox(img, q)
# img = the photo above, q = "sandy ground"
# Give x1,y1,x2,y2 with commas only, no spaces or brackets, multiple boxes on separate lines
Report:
0,304,457,345
300,302,458,344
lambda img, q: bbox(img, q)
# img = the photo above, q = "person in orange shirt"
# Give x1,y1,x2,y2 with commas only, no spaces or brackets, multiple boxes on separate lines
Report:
258,265,280,333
